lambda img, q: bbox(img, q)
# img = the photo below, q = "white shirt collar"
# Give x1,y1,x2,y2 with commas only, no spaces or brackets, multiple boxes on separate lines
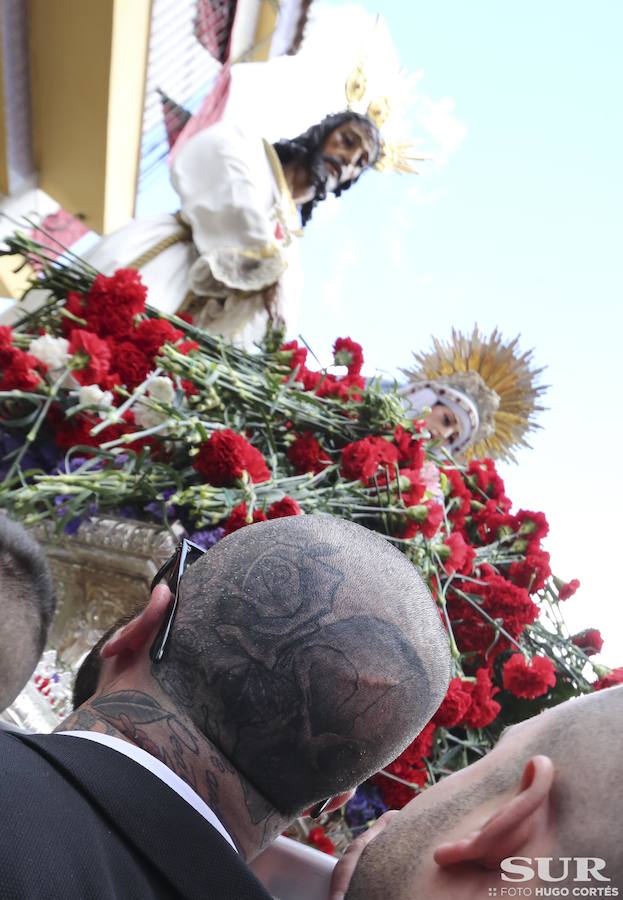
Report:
58,730,238,854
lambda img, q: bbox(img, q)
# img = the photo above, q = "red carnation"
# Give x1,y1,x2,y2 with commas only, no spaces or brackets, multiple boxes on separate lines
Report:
442,467,472,530
267,497,302,519
0,325,13,346
571,629,603,656
512,509,549,542
182,378,199,396
287,433,330,474
80,269,147,338
315,371,365,402
50,407,134,450
463,668,501,728
398,468,426,507
132,318,183,358
178,338,199,354
110,340,152,390
449,572,539,660
0,344,48,391
373,722,435,808
68,329,111,385
340,436,399,482
333,336,364,376
223,502,267,535
440,532,476,575
373,774,424,810
593,666,623,691
279,340,307,372
467,458,509,506
558,578,580,601
194,429,270,486
394,425,425,471
508,547,551,593
402,501,444,540
300,368,321,391
472,501,515,545
481,572,539,636
433,677,473,728
502,654,556,699
63,290,87,328
308,827,335,856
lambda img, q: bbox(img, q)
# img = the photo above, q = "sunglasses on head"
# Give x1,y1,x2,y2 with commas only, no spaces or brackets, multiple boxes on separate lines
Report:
149,538,206,664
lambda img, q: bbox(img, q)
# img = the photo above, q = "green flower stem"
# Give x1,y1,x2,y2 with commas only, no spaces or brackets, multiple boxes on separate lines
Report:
89,368,163,436
4,366,72,483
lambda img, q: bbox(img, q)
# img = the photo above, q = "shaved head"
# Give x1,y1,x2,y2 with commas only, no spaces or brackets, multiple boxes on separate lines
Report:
0,515,56,711
151,515,451,815
347,686,623,898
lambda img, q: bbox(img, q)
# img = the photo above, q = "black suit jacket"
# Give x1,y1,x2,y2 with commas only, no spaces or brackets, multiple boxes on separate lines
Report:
0,730,272,899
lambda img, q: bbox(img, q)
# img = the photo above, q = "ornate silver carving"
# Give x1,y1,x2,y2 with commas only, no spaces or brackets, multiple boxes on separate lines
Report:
30,516,185,667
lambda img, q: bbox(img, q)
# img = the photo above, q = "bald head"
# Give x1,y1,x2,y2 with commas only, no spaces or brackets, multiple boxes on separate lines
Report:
347,686,623,899
0,515,56,710
151,515,450,814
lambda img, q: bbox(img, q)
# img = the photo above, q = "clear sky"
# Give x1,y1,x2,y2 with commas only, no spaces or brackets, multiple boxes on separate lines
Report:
296,1,623,665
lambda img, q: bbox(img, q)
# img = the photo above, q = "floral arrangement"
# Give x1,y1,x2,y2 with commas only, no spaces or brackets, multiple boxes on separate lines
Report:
1,233,621,854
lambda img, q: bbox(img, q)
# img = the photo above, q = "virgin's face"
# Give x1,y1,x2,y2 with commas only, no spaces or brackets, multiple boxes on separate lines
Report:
426,403,459,444
320,122,376,191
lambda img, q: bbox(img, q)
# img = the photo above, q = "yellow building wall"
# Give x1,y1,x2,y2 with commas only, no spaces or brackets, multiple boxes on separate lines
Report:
30,0,150,234
248,0,280,62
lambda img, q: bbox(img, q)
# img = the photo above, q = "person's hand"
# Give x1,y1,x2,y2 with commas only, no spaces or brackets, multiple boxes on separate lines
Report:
329,810,399,900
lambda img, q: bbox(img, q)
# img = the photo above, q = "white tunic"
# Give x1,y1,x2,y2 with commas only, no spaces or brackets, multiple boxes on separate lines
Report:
85,122,302,346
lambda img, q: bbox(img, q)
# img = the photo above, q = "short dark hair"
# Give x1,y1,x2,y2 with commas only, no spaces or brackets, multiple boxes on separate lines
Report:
151,515,450,816
0,515,56,709
72,610,140,709
273,111,381,226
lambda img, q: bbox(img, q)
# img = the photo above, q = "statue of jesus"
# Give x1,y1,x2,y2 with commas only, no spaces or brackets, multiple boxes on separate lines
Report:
84,112,380,346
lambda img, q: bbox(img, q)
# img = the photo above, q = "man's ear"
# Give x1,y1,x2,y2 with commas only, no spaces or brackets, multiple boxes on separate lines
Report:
100,584,173,660
433,755,555,870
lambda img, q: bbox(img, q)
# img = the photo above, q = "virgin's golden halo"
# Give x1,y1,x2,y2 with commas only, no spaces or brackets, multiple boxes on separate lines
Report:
404,327,548,462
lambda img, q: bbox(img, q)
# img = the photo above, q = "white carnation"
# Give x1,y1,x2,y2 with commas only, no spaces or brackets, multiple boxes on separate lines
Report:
134,377,175,432
147,376,175,404
134,406,165,431
77,384,113,408
28,334,70,370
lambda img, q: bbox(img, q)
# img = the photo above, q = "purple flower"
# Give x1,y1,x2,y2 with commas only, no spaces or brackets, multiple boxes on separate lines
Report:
344,784,388,830
144,488,179,524
188,527,225,550
54,496,97,535
0,428,60,480
115,504,142,519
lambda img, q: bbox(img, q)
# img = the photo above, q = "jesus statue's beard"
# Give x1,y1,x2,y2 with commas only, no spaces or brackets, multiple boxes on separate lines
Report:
306,153,344,203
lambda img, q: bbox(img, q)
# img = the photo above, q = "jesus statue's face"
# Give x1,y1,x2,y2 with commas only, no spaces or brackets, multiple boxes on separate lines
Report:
320,122,377,191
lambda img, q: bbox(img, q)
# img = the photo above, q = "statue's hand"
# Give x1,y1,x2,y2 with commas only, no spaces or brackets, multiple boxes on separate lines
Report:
261,282,284,327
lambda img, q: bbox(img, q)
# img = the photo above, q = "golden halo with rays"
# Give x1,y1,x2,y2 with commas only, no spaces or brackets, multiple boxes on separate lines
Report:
403,326,548,462
343,25,425,175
